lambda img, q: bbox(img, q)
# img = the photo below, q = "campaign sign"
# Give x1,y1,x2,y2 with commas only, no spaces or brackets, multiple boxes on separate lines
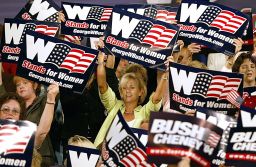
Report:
101,112,156,167
0,18,59,63
61,2,112,38
103,8,179,70
16,30,98,93
196,108,237,167
66,145,100,167
16,0,60,22
147,112,223,167
169,62,243,115
0,119,36,167
243,87,256,109
237,106,256,128
131,128,148,146
176,0,248,55
226,127,256,167
116,4,177,24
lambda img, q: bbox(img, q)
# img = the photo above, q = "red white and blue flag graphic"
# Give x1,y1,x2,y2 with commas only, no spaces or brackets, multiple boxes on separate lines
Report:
226,89,244,108
20,23,58,43
87,6,113,22
191,73,242,99
103,112,156,167
205,130,221,148
0,124,31,155
129,20,177,48
198,6,246,34
143,7,177,23
45,44,96,74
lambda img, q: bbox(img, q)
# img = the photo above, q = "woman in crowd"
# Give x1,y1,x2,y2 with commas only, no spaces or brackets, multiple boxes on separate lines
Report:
0,64,59,166
94,42,168,147
232,52,256,88
0,83,58,166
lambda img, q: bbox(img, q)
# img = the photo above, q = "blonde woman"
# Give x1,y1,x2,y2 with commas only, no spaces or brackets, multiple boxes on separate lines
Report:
94,48,168,147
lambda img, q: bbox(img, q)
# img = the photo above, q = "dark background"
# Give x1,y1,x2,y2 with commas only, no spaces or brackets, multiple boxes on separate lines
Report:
1,0,255,23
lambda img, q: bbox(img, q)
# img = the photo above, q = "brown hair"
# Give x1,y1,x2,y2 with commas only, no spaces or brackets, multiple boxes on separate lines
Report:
232,52,255,73
119,73,147,105
0,92,25,120
13,76,41,96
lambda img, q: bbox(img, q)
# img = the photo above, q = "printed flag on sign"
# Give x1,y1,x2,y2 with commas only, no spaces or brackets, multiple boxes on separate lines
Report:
226,89,244,108
112,135,152,167
44,12,59,22
129,20,177,48
45,44,96,74
63,35,82,43
191,73,242,99
198,5,247,34
0,124,32,155
204,130,221,148
20,23,58,43
87,6,113,21
102,112,156,167
143,7,177,23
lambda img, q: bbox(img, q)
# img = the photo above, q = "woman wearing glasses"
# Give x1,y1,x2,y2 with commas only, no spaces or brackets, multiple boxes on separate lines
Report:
0,65,59,167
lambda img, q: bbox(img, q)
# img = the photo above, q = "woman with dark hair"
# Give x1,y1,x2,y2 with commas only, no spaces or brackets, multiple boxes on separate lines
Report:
0,92,25,120
232,52,256,87
0,83,58,166
0,63,59,166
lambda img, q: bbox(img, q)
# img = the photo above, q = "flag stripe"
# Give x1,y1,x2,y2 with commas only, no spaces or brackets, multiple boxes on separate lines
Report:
210,9,246,33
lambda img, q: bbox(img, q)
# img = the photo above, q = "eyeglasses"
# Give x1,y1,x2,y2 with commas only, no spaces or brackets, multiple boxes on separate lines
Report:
0,107,20,115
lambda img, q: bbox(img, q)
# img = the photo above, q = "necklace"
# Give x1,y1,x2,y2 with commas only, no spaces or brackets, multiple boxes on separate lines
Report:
124,111,134,114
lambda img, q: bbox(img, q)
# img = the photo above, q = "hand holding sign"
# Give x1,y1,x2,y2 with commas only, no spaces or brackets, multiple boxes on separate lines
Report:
58,11,65,23
46,83,59,103
188,43,201,54
233,37,244,54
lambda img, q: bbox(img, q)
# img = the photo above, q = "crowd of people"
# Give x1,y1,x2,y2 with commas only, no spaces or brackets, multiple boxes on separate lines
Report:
0,1,256,167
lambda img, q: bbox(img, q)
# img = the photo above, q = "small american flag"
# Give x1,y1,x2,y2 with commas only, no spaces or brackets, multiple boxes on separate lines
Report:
112,135,155,167
87,6,112,22
198,6,246,34
45,44,96,74
20,23,58,43
226,89,244,108
205,130,221,148
191,73,242,99
129,20,177,48
0,125,31,155
63,35,81,43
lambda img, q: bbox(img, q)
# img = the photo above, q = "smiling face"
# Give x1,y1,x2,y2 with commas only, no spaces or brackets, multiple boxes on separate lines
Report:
120,79,142,104
119,73,146,105
0,99,21,120
239,58,256,87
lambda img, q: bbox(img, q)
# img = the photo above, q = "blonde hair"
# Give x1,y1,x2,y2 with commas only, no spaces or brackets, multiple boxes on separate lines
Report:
31,149,42,167
119,73,147,105
188,60,208,70
68,135,96,149
123,64,148,83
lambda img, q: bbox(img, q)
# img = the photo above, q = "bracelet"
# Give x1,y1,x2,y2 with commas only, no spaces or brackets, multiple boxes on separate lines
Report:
46,101,55,105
